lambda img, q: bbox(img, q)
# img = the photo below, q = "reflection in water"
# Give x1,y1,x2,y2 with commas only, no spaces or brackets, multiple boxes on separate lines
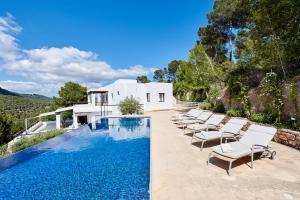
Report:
93,118,150,141
53,118,150,153
119,118,143,132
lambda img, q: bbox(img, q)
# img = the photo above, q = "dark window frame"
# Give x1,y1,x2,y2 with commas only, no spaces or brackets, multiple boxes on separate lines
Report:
159,93,165,102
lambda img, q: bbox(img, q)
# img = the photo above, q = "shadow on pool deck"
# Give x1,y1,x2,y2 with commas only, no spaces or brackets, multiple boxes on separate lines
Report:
149,110,300,200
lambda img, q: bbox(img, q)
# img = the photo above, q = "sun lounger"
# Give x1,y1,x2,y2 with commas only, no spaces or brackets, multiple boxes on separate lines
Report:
207,124,277,175
185,114,226,134
191,118,248,150
173,109,203,123
171,109,199,120
176,110,213,126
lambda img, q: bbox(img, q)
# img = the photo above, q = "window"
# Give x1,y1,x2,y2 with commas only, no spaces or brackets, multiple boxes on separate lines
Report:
89,95,92,104
101,93,108,104
111,93,113,100
159,93,165,102
146,93,150,102
117,91,120,95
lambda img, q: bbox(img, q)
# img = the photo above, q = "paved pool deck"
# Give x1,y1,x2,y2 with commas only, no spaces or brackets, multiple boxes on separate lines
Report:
148,110,300,200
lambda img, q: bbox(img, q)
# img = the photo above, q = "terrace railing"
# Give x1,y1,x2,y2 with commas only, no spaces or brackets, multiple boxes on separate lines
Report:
97,104,144,117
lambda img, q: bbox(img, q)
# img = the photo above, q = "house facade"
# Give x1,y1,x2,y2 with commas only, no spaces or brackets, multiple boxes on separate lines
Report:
87,79,175,111
53,79,175,129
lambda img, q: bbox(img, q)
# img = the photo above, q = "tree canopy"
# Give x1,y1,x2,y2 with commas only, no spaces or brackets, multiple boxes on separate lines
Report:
175,0,300,102
53,82,87,107
136,75,150,83
119,96,143,115
153,69,165,82
147,0,300,129
0,112,12,145
164,60,180,82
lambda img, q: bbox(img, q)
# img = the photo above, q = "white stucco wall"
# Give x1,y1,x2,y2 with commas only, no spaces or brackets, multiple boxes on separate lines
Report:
143,82,175,111
102,79,175,111
85,79,175,115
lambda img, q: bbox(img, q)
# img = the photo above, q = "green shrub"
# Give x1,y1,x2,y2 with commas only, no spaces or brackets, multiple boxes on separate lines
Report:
211,103,225,113
12,129,65,153
250,112,276,123
226,109,244,117
199,102,211,110
119,96,143,115
0,113,13,145
273,122,300,132
290,122,300,132
273,119,300,131
202,103,226,113
0,144,9,159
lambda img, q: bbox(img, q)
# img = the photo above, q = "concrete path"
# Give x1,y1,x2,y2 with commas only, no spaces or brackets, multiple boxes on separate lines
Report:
149,110,300,200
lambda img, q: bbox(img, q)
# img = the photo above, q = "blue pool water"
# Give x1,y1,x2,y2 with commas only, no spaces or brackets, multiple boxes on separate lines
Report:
0,117,150,200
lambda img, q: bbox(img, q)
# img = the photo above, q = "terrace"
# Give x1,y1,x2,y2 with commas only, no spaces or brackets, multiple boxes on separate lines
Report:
149,110,300,200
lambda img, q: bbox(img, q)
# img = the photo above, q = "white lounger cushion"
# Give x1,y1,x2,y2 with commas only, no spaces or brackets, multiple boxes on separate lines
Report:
174,109,197,117
188,109,202,116
196,111,213,122
194,131,234,140
212,124,277,159
239,125,277,147
174,109,203,121
213,142,253,159
187,114,225,130
221,143,233,153
220,118,248,134
188,124,212,131
193,118,248,140
179,111,212,124
205,114,226,125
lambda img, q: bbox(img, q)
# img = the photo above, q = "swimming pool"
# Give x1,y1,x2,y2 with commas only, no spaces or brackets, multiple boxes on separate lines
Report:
0,117,150,200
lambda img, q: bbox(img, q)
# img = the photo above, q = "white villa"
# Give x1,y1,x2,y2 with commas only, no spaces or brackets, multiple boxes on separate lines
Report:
37,79,175,130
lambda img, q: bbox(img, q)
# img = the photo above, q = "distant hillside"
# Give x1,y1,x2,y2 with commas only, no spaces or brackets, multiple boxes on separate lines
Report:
0,87,51,113
0,87,51,102
21,93,51,102
0,87,52,135
0,87,19,96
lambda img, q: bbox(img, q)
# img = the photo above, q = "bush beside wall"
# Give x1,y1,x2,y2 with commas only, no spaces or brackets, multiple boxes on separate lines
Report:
0,129,65,159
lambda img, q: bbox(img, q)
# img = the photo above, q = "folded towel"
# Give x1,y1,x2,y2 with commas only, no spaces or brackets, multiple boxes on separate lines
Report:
221,143,233,153
200,131,210,137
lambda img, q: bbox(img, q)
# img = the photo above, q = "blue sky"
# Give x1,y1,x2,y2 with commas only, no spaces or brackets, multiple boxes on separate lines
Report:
0,0,214,96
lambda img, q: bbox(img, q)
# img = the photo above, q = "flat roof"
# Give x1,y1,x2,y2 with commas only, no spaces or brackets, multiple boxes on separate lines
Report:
87,90,108,94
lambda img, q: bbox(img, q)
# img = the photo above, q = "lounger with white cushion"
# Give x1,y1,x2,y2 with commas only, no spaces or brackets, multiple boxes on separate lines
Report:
207,124,277,175
173,109,203,124
185,114,226,134
171,109,199,120
191,118,248,150
176,110,213,126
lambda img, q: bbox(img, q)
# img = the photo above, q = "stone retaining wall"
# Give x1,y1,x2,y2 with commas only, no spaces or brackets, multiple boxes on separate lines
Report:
243,120,300,150
273,129,300,150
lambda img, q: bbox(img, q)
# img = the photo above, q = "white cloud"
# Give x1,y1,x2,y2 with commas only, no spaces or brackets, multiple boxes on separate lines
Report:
0,80,63,95
0,80,42,94
0,14,152,96
3,47,149,83
0,13,22,61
